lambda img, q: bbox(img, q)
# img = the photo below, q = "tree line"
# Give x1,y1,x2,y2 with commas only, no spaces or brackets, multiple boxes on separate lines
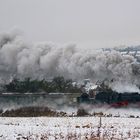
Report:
4,76,81,93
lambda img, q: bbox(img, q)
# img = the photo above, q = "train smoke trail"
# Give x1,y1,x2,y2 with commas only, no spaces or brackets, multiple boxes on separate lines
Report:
0,30,140,93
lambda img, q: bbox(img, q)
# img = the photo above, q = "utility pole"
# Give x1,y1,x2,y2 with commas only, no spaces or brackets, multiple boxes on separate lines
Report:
97,116,102,140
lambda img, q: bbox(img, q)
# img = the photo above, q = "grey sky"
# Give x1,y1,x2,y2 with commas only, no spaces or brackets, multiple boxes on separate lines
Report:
0,0,140,48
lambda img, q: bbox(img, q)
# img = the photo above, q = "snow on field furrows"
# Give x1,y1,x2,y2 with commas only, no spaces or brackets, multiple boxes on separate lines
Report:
0,117,140,140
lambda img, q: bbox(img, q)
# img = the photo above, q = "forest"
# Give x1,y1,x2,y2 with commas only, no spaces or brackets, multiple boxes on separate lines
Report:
3,77,81,93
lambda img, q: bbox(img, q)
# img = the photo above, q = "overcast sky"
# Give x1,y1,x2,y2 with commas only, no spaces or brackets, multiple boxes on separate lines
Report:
0,0,140,48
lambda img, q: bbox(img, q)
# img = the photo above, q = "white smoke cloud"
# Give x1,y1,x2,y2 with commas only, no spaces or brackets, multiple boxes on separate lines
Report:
0,31,140,92
111,82,140,93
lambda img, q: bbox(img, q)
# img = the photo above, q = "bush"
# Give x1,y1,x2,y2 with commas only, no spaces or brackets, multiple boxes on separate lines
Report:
77,108,89,116
1,106,67,117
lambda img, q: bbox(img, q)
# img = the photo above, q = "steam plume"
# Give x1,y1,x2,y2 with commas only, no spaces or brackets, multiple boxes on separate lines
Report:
0,31,140,93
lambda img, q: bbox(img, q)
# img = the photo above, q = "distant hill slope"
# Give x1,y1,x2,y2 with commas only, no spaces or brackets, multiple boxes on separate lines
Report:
102,45,140,62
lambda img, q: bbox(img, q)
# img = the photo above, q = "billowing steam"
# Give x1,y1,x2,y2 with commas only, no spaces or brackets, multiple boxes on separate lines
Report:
0,31,140,93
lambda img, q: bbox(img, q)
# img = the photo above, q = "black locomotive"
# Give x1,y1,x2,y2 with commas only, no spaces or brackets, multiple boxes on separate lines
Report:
77,88,140,107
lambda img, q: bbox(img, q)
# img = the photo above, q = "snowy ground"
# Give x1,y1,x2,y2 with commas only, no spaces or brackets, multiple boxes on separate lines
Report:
0,117,140,140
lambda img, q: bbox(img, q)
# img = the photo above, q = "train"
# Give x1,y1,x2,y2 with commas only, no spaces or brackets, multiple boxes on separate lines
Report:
77,91,140,107
77,85,140,107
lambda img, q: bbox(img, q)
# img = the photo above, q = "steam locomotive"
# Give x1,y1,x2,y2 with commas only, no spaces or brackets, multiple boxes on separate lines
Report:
77,81,140,107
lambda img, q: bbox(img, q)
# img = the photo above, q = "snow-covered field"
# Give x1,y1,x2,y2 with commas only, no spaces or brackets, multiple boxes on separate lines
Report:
0,117,140,140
